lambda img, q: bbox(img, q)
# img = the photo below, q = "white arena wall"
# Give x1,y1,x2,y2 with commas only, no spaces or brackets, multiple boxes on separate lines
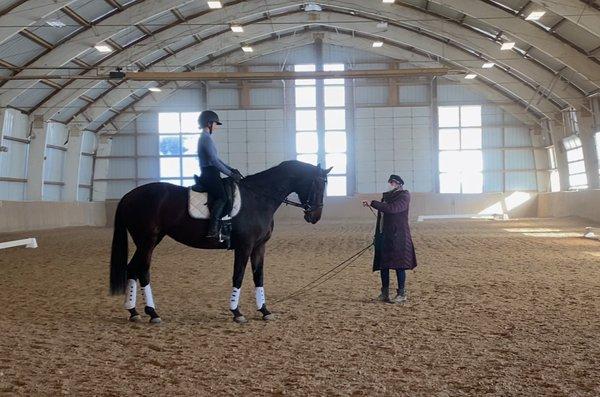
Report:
4,44,596,232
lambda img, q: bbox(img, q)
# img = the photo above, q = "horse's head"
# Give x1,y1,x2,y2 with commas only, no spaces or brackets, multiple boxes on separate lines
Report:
295,163,332,224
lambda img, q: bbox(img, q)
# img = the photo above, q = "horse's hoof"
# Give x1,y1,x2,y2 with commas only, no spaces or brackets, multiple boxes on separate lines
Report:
263,313,275,321
149,317,162,324
233,316,247,324
129,314,141,322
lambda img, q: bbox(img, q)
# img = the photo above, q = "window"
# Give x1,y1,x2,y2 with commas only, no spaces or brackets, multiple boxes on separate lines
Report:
548,146,560,192
563,135,588,190
158,112,200,186
438,105,482,193
294,63,347,196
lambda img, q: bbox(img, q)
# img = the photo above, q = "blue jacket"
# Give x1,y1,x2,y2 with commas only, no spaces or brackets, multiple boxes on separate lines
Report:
197,131,233,176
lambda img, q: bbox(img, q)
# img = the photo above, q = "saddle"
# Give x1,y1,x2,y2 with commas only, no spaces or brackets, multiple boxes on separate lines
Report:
188,175,241,248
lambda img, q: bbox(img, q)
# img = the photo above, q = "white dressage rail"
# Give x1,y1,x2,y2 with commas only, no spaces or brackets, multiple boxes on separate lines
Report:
417,213,509,222
584,227,600,240
0,238,38,250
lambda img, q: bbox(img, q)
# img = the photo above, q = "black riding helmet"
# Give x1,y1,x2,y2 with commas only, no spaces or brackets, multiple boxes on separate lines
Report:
198,110,222,128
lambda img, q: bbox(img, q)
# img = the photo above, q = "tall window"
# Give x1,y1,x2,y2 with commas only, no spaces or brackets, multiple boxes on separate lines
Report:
294,63,347,196
548,146,561,192
158,112,199,186
438,105,483,193
563,135,588,190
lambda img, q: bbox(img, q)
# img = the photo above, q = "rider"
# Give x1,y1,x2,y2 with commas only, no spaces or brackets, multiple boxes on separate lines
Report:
196,110,243,238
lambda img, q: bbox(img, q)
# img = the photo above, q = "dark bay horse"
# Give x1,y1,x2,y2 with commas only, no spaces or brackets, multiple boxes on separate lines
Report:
110,160,331,323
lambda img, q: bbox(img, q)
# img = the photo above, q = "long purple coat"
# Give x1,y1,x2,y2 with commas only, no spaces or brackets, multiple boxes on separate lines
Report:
371,189,417,271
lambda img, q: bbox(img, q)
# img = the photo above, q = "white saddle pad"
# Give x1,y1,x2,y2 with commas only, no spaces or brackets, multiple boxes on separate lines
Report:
188,185,241,220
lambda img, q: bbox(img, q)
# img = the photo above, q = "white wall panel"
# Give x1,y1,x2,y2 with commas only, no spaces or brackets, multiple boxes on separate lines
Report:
250,88,284,107
355,106,433,193
0,181,26,200
108,159,135,179
504,126,532,147
505,149,535,170
208,88,239,109
506,171,537,191
79,156,94,185
355,86,387,105
483,172,504,192
44,148,65,183
110,135,135,156
43,184,62,201
0,139,28,178
399,85,428,104
81,131,96,153
46,122,68,146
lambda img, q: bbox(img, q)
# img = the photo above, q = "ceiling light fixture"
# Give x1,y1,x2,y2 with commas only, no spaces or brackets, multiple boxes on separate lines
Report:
207,1,222,9
46,20,66,28
241,46,253,52
382,0,395,3
525,11,545,21
231,25,244,33
482,62,495,68
501,42,515,50
148,87,162,92
304,3,322,12
372,41,384,48
95,44,113,53
464,74,477,79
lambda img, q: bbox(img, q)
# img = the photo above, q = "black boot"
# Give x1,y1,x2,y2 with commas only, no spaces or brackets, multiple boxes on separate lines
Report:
207,200,226,238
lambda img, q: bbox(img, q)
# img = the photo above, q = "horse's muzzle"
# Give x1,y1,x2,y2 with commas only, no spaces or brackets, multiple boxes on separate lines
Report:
304,210,321,224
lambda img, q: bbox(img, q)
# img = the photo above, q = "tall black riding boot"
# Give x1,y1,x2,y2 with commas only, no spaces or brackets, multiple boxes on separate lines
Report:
207,200,226,238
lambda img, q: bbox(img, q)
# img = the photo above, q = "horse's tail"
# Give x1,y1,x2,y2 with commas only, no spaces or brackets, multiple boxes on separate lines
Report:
110,199,128,295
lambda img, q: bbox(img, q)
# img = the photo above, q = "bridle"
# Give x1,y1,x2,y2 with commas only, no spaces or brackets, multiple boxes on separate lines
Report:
282,175,326,214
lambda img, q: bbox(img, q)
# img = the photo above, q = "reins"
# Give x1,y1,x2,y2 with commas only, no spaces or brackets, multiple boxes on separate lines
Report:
274,242,374,303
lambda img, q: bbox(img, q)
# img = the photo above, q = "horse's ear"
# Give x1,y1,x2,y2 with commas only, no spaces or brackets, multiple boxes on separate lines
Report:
317,163,321,170
325,166,333,174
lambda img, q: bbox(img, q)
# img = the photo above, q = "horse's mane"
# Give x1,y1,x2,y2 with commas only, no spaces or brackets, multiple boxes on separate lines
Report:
242,160,316,184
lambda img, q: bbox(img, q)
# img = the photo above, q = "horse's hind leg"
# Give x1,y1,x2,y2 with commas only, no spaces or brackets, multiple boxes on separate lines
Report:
130,238,161,323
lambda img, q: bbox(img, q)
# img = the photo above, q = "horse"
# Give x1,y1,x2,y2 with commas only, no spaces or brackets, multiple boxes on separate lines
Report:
109,160,332,323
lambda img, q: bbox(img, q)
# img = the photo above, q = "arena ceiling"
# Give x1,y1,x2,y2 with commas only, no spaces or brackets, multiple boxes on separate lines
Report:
0,0,599,133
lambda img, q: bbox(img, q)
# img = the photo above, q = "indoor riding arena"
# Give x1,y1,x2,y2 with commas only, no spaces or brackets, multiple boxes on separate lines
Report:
1,1,600,396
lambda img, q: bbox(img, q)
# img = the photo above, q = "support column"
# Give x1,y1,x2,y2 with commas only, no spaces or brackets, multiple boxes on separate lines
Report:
314,36,325,166
63,125,83,201
238,66,251,109
548,120,569,191
26,116,47,200
387,63,400,107
346,74,356,196
92,134,112,201
586,98,600,189
430,77,439,193
0,109,6,152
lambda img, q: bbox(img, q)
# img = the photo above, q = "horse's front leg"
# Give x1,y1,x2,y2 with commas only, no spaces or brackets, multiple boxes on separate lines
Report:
251,242,273,321
230,247,251,323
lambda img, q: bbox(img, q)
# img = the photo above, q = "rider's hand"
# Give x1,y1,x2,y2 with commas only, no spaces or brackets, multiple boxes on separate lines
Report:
362,200,370,207
231,169,243,183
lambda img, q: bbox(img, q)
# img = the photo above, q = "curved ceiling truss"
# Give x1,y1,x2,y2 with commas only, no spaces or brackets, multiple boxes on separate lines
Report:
0,0,597,132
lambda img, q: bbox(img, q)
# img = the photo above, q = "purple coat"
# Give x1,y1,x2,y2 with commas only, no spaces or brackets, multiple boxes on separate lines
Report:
371,189,417,271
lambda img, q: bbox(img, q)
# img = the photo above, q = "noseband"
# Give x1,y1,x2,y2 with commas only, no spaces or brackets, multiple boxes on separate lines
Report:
283,176,326,214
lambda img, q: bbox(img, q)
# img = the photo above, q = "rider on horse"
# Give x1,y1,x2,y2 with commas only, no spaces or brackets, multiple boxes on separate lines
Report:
196,110,243,238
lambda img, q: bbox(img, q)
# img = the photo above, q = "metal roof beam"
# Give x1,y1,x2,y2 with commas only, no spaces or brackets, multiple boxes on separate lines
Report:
0,1,76,45
32,1,582,123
